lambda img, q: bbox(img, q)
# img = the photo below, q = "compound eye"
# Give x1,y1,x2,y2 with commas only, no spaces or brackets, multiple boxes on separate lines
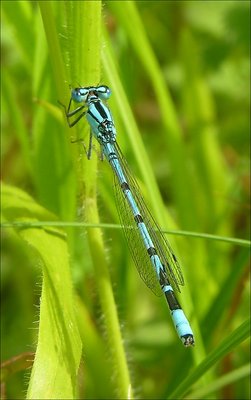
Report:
71,88,88,103
96,85,111,100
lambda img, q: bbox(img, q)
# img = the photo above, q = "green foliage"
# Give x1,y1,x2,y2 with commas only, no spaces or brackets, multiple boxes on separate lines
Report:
2,183,82,398
1,1,250,399
169,318,250,399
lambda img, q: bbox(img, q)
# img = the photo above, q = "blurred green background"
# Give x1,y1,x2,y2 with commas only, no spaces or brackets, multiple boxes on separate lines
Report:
1,1,250,399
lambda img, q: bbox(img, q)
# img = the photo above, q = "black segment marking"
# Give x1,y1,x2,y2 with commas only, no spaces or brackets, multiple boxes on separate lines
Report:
94,101,108,119
108,152,118,162
87,110,100,124
147,247,157,257
164,289,181,310
121,182,130,192
134,214,143,224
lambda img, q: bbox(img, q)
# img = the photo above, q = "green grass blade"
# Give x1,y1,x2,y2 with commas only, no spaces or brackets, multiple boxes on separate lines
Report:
102,25,177,230
1,183,82,399
202,248,250,341
2,1,34,71
57,1,134,398
2,221,249,247
186,363,250,399
2,71,33,177
108,1,196,229
168,318,250,399
38,1,67,101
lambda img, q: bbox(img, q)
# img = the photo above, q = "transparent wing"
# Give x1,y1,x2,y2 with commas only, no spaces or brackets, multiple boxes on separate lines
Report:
113,143,184,295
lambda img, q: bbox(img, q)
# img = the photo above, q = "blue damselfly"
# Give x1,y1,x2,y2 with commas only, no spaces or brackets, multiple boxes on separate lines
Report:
61,85,194,347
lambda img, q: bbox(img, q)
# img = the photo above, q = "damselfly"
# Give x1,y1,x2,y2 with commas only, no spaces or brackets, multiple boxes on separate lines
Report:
61,85,194,347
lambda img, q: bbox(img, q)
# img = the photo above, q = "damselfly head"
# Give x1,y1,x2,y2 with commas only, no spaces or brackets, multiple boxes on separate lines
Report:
71,85,111,103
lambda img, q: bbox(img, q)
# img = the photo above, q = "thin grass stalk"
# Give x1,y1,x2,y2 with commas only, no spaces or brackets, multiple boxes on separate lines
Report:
61,1,133,397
